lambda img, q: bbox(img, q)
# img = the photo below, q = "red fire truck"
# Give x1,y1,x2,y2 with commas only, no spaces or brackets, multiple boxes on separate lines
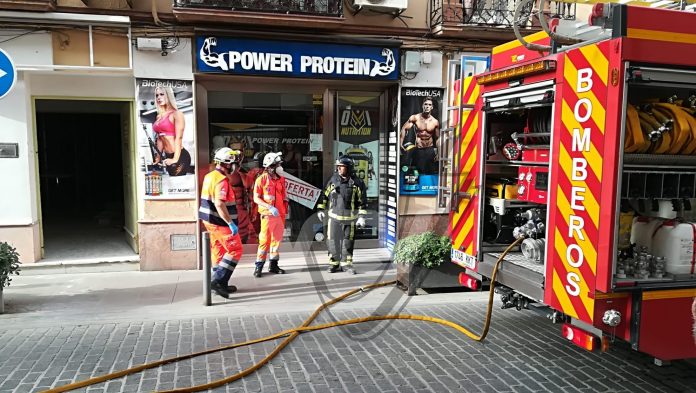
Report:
448,3,696,362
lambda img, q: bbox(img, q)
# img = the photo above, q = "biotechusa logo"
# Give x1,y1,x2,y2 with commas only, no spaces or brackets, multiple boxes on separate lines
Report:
139,79,189,89
199,37,395,77
404,89,442,98
244,137,310,145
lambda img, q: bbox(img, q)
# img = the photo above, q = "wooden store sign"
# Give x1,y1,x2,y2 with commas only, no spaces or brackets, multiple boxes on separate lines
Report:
196,36,399,80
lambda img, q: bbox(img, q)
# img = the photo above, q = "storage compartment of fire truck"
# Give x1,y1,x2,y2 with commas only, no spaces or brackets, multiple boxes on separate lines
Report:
477,67,696,299
616,65,696,288
477,81,555,301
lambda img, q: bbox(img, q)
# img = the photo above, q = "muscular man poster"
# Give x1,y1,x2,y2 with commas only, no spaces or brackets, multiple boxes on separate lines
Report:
399,88,443,195
400,97,440,174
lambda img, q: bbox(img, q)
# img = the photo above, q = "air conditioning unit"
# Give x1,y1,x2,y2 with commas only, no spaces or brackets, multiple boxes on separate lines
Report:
136,37,164,51
352,0,408,12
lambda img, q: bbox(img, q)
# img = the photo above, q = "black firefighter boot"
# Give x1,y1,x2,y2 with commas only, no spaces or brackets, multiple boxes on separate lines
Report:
268,259,285,274
254,261,264,278
211,280,230,299
327,257,342,273
327,265,343,273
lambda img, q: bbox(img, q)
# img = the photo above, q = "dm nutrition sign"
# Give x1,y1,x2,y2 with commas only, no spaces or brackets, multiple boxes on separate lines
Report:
196,36,399,80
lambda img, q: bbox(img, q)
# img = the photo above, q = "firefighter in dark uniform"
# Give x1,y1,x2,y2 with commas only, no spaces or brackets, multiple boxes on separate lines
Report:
316,157,367,274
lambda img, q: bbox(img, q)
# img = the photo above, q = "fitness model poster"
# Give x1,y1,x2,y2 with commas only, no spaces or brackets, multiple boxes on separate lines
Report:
399,87,444,196
136,78,196,199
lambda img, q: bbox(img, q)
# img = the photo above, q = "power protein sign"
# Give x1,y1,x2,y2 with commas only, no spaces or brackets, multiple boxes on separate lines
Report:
196,36,398,80
545,41,611,324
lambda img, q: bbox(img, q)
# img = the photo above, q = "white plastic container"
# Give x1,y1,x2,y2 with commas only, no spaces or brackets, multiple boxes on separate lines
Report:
652,221,696,275
630,216,664,253
633,200,678,220
656,200,678,219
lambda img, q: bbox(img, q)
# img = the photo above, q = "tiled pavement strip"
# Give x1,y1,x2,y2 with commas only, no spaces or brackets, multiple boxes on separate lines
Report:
1,256,695,393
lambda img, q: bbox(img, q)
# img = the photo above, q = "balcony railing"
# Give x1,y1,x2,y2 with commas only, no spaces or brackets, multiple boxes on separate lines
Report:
430,0,575,30
174,0,343,17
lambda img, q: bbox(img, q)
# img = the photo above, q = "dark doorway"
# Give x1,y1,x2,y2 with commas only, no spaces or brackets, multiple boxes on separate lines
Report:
36,100,136,262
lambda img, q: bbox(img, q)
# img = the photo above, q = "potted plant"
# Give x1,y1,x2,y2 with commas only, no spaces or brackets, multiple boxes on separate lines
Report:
0,241,21,314
394,232,464,296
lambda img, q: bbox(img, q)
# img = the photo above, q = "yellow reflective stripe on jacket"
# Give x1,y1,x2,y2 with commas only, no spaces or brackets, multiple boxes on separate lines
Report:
319,175,366,220
328,212,359,221
198,170,236,226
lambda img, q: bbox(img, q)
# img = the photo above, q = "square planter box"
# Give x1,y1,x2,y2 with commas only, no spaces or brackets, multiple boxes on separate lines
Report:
396,261,466,296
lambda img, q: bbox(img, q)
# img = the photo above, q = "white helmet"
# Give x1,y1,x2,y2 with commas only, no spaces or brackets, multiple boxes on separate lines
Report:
263,152,283,168
213,147,242,165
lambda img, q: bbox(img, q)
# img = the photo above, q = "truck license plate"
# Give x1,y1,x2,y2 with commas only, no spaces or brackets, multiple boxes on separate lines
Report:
451,248,476,269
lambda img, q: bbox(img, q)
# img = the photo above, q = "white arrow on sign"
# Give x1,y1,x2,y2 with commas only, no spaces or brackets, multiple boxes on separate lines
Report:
0,47,16,100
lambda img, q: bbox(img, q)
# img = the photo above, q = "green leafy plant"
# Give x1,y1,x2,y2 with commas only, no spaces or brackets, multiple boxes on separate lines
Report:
393,231,451,269
0,242,21,289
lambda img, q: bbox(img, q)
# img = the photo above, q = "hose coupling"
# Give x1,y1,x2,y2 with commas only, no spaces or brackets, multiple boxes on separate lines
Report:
602,309,621,327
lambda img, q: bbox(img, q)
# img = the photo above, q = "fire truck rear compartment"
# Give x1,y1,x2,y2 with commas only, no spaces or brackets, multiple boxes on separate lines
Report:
448,5,696,360
477,66,696,302
477,85,554,303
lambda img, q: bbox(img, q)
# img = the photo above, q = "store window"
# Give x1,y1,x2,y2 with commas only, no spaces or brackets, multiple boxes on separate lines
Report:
207,91,324,243
335,92,381,240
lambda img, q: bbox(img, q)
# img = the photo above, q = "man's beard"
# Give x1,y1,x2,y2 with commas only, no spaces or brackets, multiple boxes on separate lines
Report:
221,164,236,174
422,110,431,117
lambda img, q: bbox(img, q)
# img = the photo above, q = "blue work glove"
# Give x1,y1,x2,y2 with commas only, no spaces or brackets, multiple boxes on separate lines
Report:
228,221,238,235
268,206,280,217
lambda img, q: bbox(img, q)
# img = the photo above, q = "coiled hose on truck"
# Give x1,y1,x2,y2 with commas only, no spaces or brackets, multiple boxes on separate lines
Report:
43,238,524,393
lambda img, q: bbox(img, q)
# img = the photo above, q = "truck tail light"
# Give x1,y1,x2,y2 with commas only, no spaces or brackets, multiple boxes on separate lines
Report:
561,323,599,351
459,273,480,290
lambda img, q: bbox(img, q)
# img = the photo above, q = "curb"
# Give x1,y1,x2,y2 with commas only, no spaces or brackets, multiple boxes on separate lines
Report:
19,257,140,276
18,250,392,275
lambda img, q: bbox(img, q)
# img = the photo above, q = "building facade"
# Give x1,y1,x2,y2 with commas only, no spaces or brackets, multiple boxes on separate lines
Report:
0,0,574,268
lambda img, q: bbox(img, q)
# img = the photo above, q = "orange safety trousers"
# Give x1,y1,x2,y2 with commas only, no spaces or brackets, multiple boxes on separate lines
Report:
256,215,284,262
204,222,243,266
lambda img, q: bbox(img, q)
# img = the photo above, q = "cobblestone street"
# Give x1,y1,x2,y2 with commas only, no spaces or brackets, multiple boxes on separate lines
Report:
1,265,695,393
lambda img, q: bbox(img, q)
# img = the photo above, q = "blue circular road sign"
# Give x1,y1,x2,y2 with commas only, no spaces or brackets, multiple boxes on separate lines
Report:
0,48,17,100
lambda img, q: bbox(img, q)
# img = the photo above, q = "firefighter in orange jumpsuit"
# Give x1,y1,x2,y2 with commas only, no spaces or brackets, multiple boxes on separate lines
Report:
228,164,252,243
253,152,288,277
199,147,244,299
246,152,266,243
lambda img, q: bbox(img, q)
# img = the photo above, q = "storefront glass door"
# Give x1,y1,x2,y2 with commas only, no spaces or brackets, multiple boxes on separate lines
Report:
335,92,382,240
206,91,324,243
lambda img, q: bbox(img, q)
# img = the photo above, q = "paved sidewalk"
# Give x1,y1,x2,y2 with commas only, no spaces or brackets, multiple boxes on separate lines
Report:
1,249,399,328
1,251,695,393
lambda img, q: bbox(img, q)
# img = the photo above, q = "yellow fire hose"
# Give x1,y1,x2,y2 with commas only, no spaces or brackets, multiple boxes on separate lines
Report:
43,238,523,393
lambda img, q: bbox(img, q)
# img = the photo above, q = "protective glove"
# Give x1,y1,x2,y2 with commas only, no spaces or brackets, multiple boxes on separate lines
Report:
268,206,280,217
228,221,238,235
317,211,325,221
356,217,366,228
